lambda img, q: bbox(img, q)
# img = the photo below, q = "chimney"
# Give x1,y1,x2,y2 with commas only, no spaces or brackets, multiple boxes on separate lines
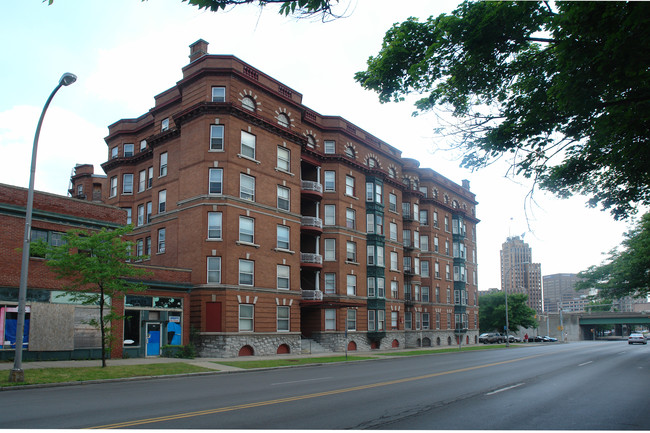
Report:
462,179,470,190
189,39,209,63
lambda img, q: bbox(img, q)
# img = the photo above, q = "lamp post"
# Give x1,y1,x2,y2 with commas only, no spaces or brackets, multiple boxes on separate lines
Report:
9,73,77,383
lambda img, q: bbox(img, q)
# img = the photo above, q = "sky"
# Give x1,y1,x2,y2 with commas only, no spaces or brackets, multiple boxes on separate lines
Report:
0,0,635,291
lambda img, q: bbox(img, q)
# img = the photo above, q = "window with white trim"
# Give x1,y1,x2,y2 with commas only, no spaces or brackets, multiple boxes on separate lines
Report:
161,118,169,132
159,152,168,177
421,260,430,278
324,204,335,226
391,281,398,299
346,241,357,262
347,309,356,331
325,309,336,330
423,312,430,330
240,131,256,160
240,173,255,201
124,143,134,157
239,304,254,331
389,193,397,212
147,167,153,188
207,257,221,283
277,113,290,128
277,306,290,331
277,225,290,250
277,146,290,172
146,202,152,224
346,274,356,295
212,86,226,102
391,311,398,329
324,272,336,294
324,171,335,192
138,170,146,192
109,176,117,197
389,222,397,241
345,175,355,197
157,228,166,253
208,212,222,240
239,216,254,244
277,265,290,290
324,140,335,154
239,259,254,286
277,185,290,211
324,238,336,261
368,310,375,331
345,208,356,229
242,96,256,111
390,251,398,271
158,190,166,213
404,312,412,330
210,125,224,151
137,204,144,226
208,168,223,195
421,235,429,252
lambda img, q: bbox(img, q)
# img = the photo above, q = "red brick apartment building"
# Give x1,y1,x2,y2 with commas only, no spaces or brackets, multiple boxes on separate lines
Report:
0,183,192,360
67,39,480,357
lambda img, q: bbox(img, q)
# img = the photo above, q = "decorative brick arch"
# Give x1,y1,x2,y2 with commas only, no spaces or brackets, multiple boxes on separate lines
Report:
238,345,255,356
347,341,357,351
277,344,291,354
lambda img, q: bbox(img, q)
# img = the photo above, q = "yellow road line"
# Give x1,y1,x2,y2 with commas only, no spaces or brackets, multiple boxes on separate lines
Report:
88,352,547,429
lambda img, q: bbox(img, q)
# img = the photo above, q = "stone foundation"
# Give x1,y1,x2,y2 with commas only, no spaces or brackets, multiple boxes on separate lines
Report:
311,330,480,352
197,333,301,358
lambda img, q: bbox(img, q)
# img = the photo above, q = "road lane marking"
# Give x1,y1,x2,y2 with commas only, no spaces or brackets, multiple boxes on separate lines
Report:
271,377,333,385
486,383,524,395
578,361,593,366
87,352,550,429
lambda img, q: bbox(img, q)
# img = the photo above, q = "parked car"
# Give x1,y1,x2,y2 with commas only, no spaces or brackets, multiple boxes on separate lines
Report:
479,333,502,344
541,336,557,342
507,335,523,343
628,333,647,345
529,335,544,342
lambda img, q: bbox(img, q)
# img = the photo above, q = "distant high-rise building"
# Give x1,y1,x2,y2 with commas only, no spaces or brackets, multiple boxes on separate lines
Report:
500,236,542,313
543,273,590,313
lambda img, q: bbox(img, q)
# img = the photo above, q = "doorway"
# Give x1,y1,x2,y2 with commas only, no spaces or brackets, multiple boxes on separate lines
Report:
146,322,161,357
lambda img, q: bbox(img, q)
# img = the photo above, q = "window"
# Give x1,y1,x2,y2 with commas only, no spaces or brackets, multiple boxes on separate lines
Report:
159,152,168,177
415,312,421,330
388,167,396,178
391,311,398,329
242,96,256,111
240,173,255,201
277,146,290,172
209,168,223,195
433,211,439,228
137,204,144,226
157,228,166,253
447,288,451,304
123,207,132,225
390,251,399,271
239,259,254,286
434,237,439,253
324,273,336,294
422,287,430,302
240,131,256,160
367,213,383,234
277,225,290,250
277,265,290,290
436,312,441,329
423,313,430,330
158,190,167,213
212,86,225,102
239,216,254,244
325,309,336,330
277,113,290,128
347,309,356,330
148,167,153,188
207,257,221,283
447,312,452,329
346,274,356,295
138,170,146,192
368,277,376,297
109,176,117,197
389,222,398,241
391,281,398,299
324,140,335,154
446,264,451,280
324,205,336,226
277,306,290,331
421,235,429,252
445,240,450,255
210,125,224,151
306,135,316,148
345,208,356,229
413,203,419,222
345,176,355,196
366,182,383,203
404,312,412,330
146,202,152,223
324,171,335,192
419,210,429,225
368,310,375,331
377,247,384,267
346,241,357,262
377,310,385,331
378,277,385,298
277,186,290,211
414,231,420,249
122,174,133,194
389,193,397,212
145,237,151,256
140,140,147,151
403,229,411,248
367,245,376,266
208,212,222,239
239,304,254,331
324,239,336,261
445,216,449,232
421,261,430,278
368,158,377,168
124,143,134,157
111,147,118,159
345,146,355,158
161,118,169,131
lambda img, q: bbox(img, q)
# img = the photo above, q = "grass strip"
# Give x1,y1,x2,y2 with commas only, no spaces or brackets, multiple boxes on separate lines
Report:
0,363,213,387
216,356,375,369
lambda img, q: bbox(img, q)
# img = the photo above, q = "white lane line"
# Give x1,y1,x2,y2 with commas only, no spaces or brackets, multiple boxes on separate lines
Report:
271,377,333,386
486,383,524,395
578,361,593,367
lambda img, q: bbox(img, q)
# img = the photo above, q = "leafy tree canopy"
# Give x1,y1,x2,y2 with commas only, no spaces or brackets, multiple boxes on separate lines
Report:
479,291,537,334
355,1,650,220
33,226,149,366
576,213,650,300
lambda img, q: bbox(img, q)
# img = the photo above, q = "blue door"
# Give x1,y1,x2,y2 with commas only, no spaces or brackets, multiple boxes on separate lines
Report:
146,323,161,356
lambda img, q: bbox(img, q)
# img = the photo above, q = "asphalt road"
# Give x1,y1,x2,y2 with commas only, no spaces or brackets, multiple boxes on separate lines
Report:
1,341,648,429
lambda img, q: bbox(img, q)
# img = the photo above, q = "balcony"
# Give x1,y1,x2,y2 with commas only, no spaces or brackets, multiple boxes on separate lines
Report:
300,216,323,234
301,180,323,200
300,252,323,269
301,290,323,301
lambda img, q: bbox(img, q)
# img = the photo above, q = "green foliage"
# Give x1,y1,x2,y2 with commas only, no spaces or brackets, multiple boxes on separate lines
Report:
356,1,650,220
478,291,537,333
36,226,150,367
577,213,650,300
162,344,197,359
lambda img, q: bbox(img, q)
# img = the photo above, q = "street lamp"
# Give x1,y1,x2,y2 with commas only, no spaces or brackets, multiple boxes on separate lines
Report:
9,72,77,383
503,261,529,348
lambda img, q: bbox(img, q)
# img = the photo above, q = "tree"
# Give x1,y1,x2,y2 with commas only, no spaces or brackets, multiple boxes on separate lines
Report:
45,0,342,20
33,226,149,367
355,1,650,220
478,291,537,334
576,213,650,300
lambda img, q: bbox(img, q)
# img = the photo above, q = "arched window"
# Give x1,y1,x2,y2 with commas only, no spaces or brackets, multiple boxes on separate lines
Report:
368,158,376,168
242,96,256,112
345,146,355,159
388,167,396,179
306,135,316,148
277,113,290,128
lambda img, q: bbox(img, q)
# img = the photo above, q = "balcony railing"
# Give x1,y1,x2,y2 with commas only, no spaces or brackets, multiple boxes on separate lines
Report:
301,290,323,300
300,253,323,264
300,216,323,229
301,180,323,194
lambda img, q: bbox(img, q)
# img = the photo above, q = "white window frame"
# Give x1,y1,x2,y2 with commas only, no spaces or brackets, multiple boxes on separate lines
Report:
277,185,290,211
239,259,254,286
325,309,336,330
277,306,290,332
324,140,335,154
210,124,224,151
109,176,117,197
347,309,356,331
324,238,336,261
124,143,134,157
212,86,226,102
207,257,221,283
157,228,166,254
239,304,254,331
324,171,336,192
239,216,255,244
158,190,167,213
345,175,355,197
277,264,290,290
208,212,222,240
346,274,356,296
240,130,256,160
239,173,255,201
324,204,336,226
324,273,336,294
277,146,290,172
159,152,168,177
209,168,223,195
277,225,290,250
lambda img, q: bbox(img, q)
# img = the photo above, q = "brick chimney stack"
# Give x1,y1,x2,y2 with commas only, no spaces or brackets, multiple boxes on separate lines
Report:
462,179,471,190
189,39,209,63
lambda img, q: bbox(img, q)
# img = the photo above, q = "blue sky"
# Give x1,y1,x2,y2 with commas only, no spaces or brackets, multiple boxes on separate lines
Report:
0,0,633,291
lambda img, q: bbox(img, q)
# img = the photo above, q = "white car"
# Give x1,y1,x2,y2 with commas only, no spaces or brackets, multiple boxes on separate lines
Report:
628,333,647,345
